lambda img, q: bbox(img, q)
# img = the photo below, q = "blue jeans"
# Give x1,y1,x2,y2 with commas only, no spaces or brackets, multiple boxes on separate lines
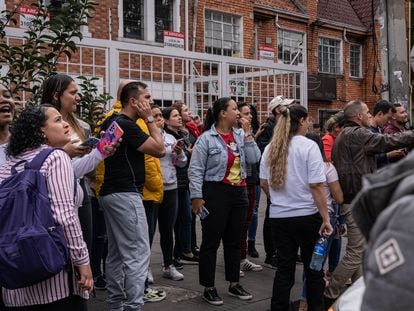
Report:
100,192,150,311
174,189,193,257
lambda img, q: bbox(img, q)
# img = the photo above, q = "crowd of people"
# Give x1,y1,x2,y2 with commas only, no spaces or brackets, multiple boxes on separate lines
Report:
0,76,413,311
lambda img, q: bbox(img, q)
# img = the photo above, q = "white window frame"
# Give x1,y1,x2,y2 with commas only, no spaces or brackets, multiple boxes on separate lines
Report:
119,0,180,43
349,43,362,78
318,37,343,75
277,29,305,66
204,9,243,57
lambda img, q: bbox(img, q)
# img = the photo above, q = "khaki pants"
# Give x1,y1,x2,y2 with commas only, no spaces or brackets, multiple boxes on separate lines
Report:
324,204,365,299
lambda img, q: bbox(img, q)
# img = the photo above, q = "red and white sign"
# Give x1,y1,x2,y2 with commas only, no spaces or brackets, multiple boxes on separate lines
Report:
164,31,185,49
19,5,45,30
259,46,275,62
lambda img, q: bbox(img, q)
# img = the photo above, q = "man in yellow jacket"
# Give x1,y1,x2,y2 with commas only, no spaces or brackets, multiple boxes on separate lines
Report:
95,80,165,302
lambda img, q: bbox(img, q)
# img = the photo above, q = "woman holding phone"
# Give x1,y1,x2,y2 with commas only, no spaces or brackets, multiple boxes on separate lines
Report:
41,74,115,252
188,97,261,305
151,106,187,280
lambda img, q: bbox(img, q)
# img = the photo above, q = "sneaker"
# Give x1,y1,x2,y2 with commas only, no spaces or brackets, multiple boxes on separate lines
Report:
143,287,166,303
239,270,245,277
193,246,200,257
203,287,223,305
264,254,278,269
94,275,106,290
148,268,154,284
240,258,263,272
180,254,199,265
163,264,184,281
172,258,184,270
228,284,253,300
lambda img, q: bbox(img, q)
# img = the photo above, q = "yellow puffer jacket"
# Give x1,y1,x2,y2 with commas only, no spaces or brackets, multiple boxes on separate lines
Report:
94,100,163,203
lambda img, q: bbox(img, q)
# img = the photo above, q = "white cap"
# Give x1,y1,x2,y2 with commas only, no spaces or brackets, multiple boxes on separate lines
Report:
268,96,295,113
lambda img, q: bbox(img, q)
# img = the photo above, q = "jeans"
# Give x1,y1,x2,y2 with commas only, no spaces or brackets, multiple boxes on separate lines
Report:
324,204,365,299
100,192,150,311
240,185,256,259
199,182,248,287
270,213,324,311
158,189,178,267
248,184,261,241
174,189,193,257
91,196,107,278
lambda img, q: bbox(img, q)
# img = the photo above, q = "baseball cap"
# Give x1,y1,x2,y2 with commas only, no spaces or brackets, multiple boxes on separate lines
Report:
268,96,295,113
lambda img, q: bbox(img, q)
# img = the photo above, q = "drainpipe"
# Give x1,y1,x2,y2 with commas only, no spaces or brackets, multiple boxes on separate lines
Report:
192,0,198,51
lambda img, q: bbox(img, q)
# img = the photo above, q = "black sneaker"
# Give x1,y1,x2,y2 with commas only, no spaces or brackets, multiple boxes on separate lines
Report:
203,287,223,305
172,258,184,270
264,254,278,269
193,246,200,257
228,284,253,300
180,254,199,265
94,275,106,290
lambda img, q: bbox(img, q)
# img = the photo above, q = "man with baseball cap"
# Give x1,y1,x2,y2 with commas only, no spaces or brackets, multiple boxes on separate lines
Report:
256,95,295,269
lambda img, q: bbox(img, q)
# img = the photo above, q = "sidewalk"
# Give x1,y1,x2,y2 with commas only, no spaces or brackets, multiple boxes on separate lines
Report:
88,193,304,310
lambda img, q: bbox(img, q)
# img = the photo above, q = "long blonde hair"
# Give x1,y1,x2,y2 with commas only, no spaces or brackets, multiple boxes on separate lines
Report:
267,104,308,188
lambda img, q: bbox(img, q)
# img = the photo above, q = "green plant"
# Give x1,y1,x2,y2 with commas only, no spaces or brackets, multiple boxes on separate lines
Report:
0,0,97,103
76,75,112,133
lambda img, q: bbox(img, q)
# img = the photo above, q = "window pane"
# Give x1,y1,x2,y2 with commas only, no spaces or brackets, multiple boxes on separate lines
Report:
277,29,304,65
123,0,144,40
155,0,173,43
204,10,241,56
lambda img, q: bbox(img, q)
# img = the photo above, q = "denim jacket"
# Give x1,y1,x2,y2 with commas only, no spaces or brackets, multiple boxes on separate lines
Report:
188,124,261,199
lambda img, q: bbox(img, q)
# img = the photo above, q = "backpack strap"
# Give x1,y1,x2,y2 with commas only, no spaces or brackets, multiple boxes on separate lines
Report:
26,148,62,170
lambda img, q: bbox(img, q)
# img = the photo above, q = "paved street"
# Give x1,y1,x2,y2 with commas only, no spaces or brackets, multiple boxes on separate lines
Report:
89,193,304,311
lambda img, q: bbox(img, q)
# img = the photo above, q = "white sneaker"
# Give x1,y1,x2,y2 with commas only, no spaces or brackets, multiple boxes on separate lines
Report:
239,270,245,277
163,264,184,281
148,268,154,284
240,258,263,272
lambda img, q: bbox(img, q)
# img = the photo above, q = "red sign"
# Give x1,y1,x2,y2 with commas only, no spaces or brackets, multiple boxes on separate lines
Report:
259,46,275,62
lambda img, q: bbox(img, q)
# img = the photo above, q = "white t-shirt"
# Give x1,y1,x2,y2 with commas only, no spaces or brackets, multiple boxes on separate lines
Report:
260,135,326,218
323,163,339,213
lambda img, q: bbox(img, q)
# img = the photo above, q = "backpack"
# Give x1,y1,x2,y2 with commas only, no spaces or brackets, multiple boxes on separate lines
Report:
0,148,70,289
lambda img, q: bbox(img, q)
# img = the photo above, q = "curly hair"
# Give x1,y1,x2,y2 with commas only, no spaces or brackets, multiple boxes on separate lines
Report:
7,105,50,157
267,104,308,188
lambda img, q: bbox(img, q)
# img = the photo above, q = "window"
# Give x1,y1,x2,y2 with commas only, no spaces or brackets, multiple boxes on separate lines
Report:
205,11,241,57
123,0,144,40
350,44,362,78
155,0,173,43
318,37,341,74
277,29,304,65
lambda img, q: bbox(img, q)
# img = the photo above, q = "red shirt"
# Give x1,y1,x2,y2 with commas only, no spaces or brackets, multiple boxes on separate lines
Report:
322,133,336,162
219,132,246,186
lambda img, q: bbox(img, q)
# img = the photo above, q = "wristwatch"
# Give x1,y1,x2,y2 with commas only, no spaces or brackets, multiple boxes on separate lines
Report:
146,115,155,123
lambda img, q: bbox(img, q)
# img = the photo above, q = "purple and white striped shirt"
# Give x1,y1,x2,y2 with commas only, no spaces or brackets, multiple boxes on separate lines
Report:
0,146,90,307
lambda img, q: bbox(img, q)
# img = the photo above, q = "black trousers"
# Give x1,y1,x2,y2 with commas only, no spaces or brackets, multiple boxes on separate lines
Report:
199,182,248,287
3,295,87,311
158,189,178,267
270,213,324,311
263,198,276,257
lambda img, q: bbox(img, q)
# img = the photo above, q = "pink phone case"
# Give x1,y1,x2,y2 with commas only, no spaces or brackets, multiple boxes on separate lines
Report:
96,121,124,156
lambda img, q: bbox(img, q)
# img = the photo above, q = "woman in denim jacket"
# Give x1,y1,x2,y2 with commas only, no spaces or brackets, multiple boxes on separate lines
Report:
188,97,261,306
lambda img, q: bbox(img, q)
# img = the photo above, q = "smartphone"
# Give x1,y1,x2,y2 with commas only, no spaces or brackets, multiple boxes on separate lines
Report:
175,138,185,147
96,120,124,156
80,137,100,148
198,206,209,220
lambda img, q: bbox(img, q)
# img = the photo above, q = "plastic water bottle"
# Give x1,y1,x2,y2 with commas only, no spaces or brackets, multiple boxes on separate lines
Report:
310,236,328,271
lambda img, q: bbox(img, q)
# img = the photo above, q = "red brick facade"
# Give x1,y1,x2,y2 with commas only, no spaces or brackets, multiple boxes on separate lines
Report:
4,0,384,124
